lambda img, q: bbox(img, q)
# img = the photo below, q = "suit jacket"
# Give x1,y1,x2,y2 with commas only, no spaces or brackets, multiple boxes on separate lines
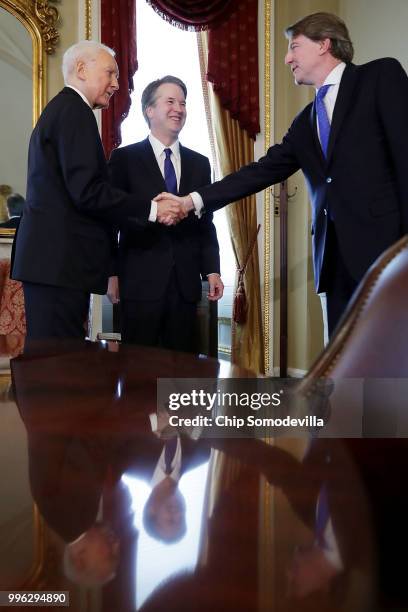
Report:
0,216,20,229
109,139,220,302
197,59,408,292
11,88,151,295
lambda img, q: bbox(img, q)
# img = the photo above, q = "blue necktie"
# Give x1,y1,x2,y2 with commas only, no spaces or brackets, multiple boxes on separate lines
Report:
315,482,330,548
164,436,178,474
316,84,331,158
164,148,177,195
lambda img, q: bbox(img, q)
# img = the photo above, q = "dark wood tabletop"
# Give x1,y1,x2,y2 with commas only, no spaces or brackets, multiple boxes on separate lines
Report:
0,336,405,611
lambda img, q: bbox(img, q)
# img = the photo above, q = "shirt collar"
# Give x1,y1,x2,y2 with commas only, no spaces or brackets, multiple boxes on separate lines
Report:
149,133,180,159
321,62,346,88
65,85,92,108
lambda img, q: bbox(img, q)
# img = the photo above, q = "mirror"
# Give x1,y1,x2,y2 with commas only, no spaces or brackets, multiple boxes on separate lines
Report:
0,0,59,590
0,0,59,237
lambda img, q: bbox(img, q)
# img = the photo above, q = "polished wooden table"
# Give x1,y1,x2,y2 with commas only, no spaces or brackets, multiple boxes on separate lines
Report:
0,336,405,611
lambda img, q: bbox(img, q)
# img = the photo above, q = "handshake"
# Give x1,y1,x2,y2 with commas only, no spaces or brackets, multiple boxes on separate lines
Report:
154,192,194,225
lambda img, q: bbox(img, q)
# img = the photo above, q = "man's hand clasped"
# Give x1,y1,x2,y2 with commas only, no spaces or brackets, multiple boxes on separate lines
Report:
154,192,194,226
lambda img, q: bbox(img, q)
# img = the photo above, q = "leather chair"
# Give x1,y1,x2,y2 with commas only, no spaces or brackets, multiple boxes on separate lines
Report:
301,234,408,383
297,234,408,606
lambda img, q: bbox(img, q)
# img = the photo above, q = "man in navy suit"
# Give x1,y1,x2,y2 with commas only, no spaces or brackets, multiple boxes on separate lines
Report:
157,12,408,339
108,76,223,352
11,42,186,339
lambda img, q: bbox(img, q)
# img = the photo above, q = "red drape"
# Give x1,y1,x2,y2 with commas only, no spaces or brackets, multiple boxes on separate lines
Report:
146,0,235,30
207,0,260,139
101,0,137,159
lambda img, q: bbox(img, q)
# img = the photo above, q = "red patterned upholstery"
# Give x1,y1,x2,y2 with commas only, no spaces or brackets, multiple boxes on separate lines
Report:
0,259,26,335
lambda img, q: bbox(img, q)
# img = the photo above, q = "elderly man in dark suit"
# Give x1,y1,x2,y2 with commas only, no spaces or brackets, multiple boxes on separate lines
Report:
157,12,408,340
11,41,186,339
108,76,223,352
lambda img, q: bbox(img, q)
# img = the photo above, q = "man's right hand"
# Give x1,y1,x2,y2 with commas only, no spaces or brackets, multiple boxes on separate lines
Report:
155,193,194,225
156,197,187,226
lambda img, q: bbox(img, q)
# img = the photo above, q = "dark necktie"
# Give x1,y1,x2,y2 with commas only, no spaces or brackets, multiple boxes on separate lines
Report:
164,436,178,474
315,84,331,158
315,482,330,548
164,148,177,195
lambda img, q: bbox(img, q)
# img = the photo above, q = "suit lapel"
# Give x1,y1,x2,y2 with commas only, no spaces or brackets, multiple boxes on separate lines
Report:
309,101,326,164
178,144,193,196
136,139,193,195
138,138,167,191
326,63,358,163
308,63,358,166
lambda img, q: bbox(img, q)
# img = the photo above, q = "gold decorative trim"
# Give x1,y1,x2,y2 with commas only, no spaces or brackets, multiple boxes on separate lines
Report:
259,477,274,609
85,0,92,40
34,0,59,54
0,0,60,123
0,228,15,237
1,1,59,55
21,504,46,587
263,0,271,373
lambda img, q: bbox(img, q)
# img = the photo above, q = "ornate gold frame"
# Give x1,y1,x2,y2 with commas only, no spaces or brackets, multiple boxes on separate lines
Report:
0,0,60,586
85,0,92,39
0,1,60,238
0,0,60,124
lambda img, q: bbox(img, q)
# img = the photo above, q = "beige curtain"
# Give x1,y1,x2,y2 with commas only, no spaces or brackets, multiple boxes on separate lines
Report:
198,33,264,374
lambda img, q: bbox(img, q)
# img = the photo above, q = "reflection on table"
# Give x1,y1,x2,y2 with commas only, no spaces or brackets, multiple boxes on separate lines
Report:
0,336,405,610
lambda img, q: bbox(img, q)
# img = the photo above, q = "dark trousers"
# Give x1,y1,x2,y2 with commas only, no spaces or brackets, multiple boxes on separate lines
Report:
120,272,197,353
23,282,90,339
320,222,358,339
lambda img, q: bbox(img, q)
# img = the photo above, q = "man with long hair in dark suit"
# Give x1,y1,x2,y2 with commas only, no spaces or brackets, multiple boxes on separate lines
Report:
157,12,408,341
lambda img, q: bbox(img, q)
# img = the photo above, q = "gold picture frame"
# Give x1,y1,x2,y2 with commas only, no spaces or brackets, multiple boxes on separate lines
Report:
0,0,60,238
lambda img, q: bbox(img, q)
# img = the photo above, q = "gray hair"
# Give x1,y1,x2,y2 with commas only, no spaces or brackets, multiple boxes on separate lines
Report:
62,40,116,84
63,544,114,587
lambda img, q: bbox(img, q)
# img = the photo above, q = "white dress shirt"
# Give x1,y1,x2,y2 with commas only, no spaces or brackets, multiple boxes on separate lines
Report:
148,133,181,222
148,133,181,188
151,436,182,486
315,62,346,140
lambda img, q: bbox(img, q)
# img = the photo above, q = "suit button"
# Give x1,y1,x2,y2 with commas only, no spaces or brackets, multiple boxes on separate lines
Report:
323,209,327,216
326,177,332,183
